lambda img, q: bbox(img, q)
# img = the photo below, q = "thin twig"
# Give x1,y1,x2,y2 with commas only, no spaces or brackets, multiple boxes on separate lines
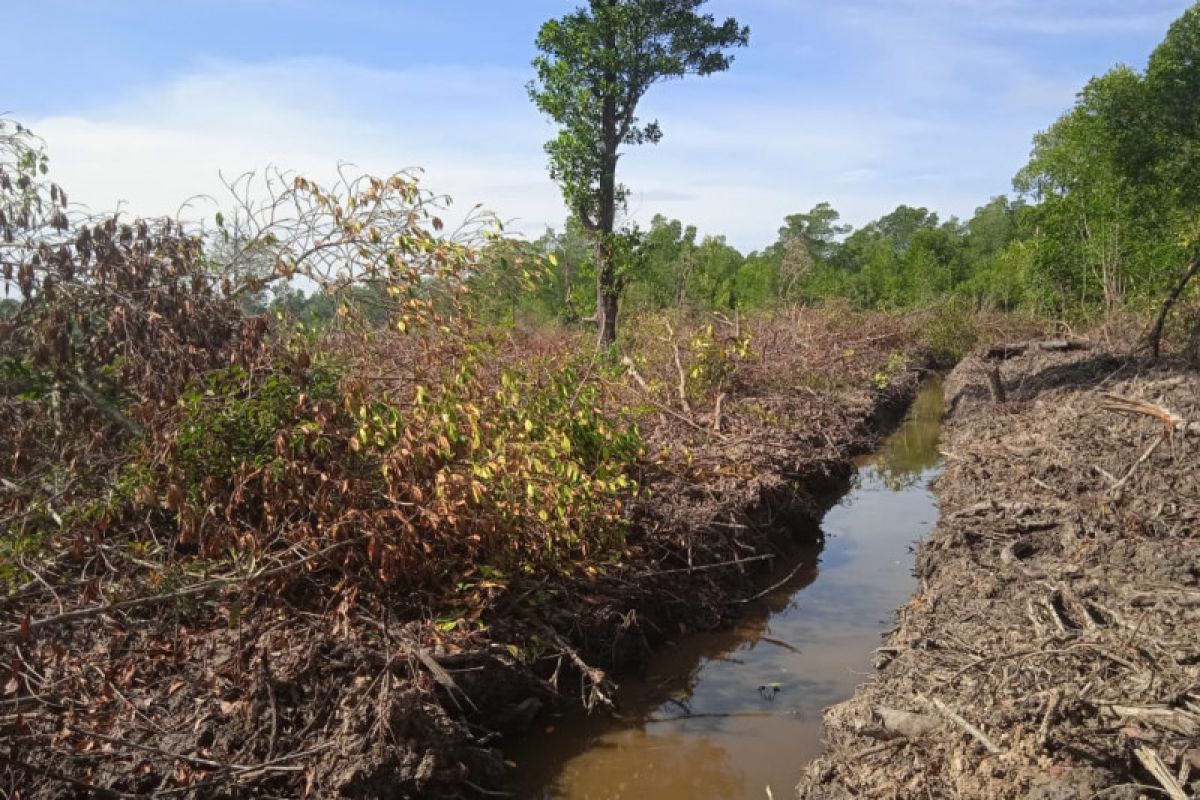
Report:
1110,437,1164,494
922,694,1001,755
739,558,808,604
1,535,366,641
0,752,141,799
630,553,774,579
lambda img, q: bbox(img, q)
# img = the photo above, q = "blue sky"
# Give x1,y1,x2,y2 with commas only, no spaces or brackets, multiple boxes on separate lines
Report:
2,0,1191,250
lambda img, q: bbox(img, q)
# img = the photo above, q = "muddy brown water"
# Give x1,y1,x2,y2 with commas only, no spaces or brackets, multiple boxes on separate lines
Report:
508,378,946,799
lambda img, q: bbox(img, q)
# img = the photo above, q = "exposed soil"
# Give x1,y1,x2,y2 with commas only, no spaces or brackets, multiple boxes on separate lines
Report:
797,345,1200,799
2,312,934,799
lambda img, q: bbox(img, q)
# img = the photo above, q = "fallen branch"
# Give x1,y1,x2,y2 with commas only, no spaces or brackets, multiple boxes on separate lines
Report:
1037,689,1061,751
1134,746,1189,800
647,711,773,723
63,372,145,438
0,535,366,642
1099,393,1189,433
1144,250,1200,361
986,366,1006,404
712,391,726,434
70,728,254,772
921,694,1001,755
871,706,941,739
632,553,774,579
1110,705,1200,737
619,355,651,392
984,338,1090,360
607,367,726,440
1109,437,1164,495
738,558,807,604
411,643,479,714
665,320,693,416
759,636,802,655
0,752,142,799
541,626,613,711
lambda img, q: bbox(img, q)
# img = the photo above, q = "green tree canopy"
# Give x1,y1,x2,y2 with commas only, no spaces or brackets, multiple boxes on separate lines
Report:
770,202,850,263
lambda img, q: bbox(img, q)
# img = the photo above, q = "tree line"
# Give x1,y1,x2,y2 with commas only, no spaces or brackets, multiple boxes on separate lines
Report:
473,0,1200,338
246,1,1200,342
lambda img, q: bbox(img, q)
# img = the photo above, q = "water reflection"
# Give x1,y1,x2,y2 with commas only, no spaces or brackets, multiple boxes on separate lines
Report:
511,378,945,800
867,376,945,491
552,733,743,800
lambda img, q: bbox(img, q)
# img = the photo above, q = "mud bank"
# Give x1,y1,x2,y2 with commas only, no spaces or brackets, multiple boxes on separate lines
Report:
797,345,1200,799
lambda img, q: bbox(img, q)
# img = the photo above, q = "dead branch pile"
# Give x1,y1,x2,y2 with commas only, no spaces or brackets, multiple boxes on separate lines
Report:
548,308,928,672
623,307,920,569
799,346,1200,799
1,120,941,798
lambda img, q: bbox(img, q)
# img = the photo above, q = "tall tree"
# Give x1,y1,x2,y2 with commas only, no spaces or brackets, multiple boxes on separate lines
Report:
529,0,748,345
771,202,850,263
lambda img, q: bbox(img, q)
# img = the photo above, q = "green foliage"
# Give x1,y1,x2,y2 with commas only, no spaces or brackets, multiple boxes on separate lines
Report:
146,331,644,587
371,343,644,566
771,203,851,265
871,351,909,391
734,254,778,309
917,299,980,365
504,3,1200,330
174,362,341,493
0,522,44,586
1012,5,1200,318
0,355,51,400
685,323,751,400
529,1,749,229
511,8,1200,329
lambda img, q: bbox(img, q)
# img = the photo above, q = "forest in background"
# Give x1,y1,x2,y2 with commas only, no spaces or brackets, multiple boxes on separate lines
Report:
464,3,1200,334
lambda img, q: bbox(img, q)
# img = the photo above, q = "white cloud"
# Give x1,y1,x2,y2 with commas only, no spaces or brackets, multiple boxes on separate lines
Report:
32,59,565,236
22,24,1117,253
32,56,979,250
826,0,1182,36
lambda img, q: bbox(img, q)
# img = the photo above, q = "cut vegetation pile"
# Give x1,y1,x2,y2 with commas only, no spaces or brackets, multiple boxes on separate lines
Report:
0,305,927,799
799,343,1200,799
0,121,935,798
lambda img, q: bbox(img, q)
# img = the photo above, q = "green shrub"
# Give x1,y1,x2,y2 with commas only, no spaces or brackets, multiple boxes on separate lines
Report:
174,363,341,495
919,300,979,365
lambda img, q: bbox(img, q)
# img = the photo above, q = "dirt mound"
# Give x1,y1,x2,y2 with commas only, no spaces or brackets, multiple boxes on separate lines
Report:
798,346,1200,799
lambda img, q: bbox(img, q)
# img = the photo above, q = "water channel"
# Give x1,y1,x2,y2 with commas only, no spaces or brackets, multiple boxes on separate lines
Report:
510,377,946,799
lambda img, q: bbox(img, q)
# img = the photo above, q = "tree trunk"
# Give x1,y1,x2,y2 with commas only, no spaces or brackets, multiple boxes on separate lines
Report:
1146,250,1200,360
594,184,620,348
596,273,618,346
595,21,620,348
594,211,618,347
594,248,620,346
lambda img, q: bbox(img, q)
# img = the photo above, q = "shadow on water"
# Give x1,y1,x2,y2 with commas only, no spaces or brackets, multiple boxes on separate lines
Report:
509,377,946,800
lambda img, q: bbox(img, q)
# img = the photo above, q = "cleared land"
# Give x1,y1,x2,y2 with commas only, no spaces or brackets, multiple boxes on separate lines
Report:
799,343,1200,800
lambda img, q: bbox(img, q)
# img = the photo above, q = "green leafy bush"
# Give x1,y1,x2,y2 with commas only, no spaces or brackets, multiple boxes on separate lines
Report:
918,300,980,365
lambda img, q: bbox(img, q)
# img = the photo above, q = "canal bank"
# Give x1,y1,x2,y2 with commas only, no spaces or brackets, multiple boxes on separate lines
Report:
799,345,1200,799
